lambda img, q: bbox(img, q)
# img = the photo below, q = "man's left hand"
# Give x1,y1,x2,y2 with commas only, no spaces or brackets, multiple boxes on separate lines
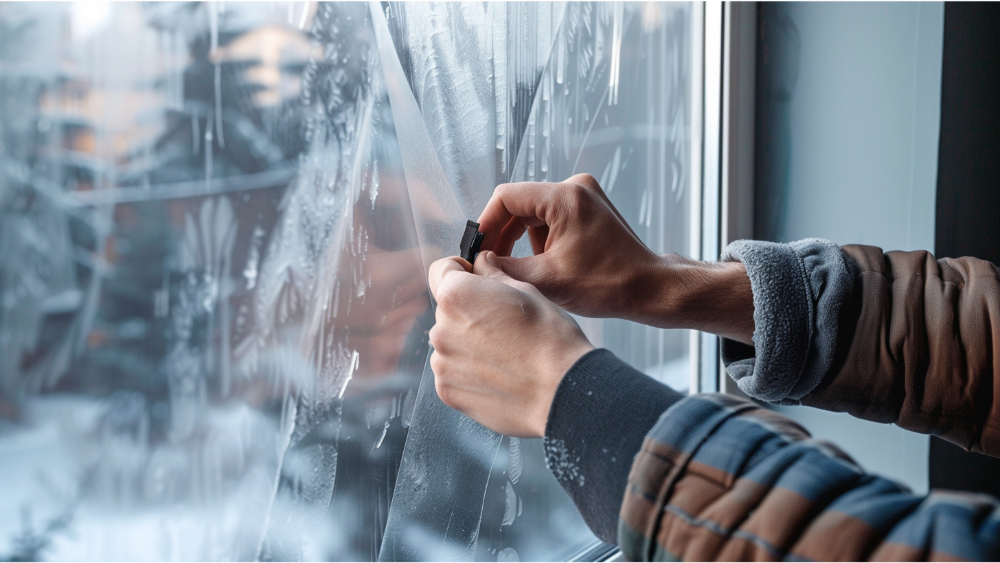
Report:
428,251,594,438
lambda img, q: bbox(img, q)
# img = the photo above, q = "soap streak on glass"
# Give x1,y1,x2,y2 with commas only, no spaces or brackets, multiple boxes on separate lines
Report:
0,2,695,561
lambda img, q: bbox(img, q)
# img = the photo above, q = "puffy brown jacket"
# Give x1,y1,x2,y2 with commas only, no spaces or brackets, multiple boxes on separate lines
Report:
614,244,1000,560
806,245,1000,456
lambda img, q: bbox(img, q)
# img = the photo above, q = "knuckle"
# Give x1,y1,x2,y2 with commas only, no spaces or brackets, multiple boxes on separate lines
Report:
428,257,448,278
519,297,542,319
429,323,454,354
434,278,461,309
428,324,443,349
434,379,455,407
576,173,599,189
429,350,445,375
566,182,591,209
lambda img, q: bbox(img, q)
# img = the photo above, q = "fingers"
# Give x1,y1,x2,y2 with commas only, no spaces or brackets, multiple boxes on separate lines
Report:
431,252,522,312
472,252,545,299
428,257,471,299
527,225,549,255
477,183,555,254
566,173,640,240
477,175,635,259
431,355,479,408
471,250,505,279
495,215,527,256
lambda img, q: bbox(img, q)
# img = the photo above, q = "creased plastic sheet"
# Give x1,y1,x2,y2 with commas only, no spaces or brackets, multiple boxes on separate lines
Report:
509,2,695,384
376,2,693,561
0,2,693,562
370,2,503,560
0,3,427,560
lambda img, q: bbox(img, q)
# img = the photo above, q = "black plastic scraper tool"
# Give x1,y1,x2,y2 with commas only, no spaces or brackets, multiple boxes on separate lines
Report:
459,220,485,263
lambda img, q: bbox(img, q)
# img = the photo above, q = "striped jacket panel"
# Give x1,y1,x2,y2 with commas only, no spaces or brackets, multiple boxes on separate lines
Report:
619,394,1000,562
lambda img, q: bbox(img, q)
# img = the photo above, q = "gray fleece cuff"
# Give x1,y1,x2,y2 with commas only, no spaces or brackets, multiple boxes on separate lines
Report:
719,239,854,404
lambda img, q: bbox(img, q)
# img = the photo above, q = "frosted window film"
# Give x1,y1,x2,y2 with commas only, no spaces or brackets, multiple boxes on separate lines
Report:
0,3,694,561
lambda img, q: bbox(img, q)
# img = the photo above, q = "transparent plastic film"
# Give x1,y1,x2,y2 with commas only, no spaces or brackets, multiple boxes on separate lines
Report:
509,2,695,389
0,3,694,561
378,5,695,560
0,4,426,560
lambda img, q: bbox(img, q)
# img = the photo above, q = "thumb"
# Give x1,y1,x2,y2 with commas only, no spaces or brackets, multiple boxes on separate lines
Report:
494,253,551,288
472,251,512,281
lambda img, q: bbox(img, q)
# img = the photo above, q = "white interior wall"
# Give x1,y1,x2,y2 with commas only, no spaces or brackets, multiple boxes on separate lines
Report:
766,1,944,493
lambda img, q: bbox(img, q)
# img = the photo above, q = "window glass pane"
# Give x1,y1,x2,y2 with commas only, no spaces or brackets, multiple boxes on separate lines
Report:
0,3,695,561
377,3,695,561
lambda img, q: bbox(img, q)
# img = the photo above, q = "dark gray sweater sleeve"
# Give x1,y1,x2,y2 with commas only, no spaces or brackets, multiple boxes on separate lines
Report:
719,239,855,404
542,349,684,544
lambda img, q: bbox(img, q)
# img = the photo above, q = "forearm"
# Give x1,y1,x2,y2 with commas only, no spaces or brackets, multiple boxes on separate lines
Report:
663,238,1000,456
621,393,1000,561
640,239,854,405
543,349,684,543
627,255,755,345
806,245,1000,456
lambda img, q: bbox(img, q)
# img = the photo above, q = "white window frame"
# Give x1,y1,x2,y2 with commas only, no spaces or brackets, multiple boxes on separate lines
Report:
580,3,758,559
694,1,757,397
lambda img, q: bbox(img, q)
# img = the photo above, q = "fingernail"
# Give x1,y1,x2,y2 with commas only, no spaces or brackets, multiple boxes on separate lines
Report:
485,251,499,268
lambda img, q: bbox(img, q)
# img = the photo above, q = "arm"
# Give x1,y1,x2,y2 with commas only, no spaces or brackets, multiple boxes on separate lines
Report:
478,175,1000,456
543,349,683,543
620,392,1000,561
426,259,1000,560
710,240,1000,457
429,175,1000,550
802,245,1000,457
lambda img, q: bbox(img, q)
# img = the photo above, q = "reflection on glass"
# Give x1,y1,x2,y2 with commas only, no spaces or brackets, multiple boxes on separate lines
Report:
0,3,694,561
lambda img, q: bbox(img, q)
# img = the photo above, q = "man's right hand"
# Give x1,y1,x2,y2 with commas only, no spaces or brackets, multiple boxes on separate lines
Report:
477,174,662,320
477,174,756,344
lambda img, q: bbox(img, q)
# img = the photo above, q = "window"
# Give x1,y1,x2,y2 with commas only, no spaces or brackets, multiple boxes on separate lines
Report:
0,3,700,560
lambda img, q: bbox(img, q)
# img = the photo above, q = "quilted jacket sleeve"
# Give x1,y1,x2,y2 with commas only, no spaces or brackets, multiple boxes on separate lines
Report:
619,394,1000,561
720,240,1000,457
804,245,1000,456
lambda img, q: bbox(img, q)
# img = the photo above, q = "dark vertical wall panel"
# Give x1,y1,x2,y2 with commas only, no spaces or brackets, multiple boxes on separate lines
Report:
930,2,1000,497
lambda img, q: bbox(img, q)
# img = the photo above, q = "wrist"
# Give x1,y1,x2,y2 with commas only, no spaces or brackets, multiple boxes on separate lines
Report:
535,338,595,438
624,254,696,326
629,255,755,345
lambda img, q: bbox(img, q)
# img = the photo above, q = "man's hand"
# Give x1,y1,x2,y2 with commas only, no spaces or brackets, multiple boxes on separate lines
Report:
478,174,755,344
477,173,660,320
428,251,594,438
